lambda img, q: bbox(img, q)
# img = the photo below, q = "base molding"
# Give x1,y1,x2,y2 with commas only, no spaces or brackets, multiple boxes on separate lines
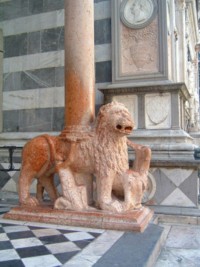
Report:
4,205,154,232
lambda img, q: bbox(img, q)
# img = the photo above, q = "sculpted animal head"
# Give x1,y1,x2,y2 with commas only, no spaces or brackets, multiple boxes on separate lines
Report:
96,102,134,136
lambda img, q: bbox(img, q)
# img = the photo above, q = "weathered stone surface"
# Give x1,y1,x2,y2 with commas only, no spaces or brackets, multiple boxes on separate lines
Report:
4,205,153,232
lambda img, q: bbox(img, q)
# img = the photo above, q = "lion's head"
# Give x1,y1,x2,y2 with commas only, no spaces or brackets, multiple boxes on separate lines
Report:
94,102,134,177
95,102,134,136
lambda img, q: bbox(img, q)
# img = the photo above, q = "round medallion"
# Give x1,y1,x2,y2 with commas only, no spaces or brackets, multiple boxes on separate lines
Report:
142,172,156,204
120,0,157,29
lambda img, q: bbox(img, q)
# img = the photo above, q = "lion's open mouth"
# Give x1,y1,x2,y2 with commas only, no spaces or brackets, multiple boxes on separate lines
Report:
125,126,133,133
116,124,133,134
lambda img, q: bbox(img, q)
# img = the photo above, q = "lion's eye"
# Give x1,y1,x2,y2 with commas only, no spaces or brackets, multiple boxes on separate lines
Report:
116,125,122,130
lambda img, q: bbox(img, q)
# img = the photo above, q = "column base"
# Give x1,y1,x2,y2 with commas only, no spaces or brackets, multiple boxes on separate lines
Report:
4,205,153,232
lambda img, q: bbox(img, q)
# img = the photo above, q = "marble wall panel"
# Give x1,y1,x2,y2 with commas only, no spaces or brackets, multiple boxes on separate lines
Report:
43,0,64,13
3,72,21,91
3,107,64,132
4,63,113,93
3,110,20,132
38,87,64,109
52,107,64,131
3,44,110,74
3,87,64,111
4,33,27,58
0,170,11,188
3,90,38,111
95,18,111,45
0,3,111,37
27,31,41,54
3,68,59,91
3,51,65,73
94,0,111,21
4,27,64,58
150,167,199,207
21,68,56,89
18,108,53,132
29,0,44,15
55,66,64,87
0,0,64,22
0,10,64,36
95,61,112,83
95,44,111,63
0,0,29,21
41,27,64,52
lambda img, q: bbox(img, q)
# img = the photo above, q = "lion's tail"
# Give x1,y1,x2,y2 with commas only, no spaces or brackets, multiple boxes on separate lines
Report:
40,134,57,167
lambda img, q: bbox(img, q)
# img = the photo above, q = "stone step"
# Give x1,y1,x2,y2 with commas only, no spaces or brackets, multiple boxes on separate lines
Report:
93,223,168,267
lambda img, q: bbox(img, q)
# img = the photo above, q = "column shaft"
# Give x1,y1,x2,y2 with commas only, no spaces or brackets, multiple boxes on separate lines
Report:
64,0,95,127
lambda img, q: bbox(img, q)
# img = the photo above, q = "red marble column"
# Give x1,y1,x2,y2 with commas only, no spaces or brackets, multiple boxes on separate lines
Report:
64,0,95,127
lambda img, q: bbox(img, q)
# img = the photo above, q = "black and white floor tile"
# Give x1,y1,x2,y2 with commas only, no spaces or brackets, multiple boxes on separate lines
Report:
0,203,123,267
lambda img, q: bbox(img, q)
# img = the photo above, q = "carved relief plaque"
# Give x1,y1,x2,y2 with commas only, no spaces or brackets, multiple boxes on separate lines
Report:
113,95,138,128
111,1,168,83
145,93,171,129
121,18,159,75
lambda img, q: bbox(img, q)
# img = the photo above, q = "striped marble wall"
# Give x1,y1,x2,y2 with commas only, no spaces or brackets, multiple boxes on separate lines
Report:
0,0,111,132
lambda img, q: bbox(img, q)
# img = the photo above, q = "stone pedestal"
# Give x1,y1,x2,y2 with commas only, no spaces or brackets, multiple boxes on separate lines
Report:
100,84,200,209
100,0,200,210
4,205,153,232
100,83,193,148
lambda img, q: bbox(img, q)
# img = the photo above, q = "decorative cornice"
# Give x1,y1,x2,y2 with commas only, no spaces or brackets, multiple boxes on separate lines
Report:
100,82,191,100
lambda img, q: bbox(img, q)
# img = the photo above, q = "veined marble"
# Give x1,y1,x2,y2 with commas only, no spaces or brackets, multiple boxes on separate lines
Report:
4,44,111,73
94,1,111,21
95,44,111,63
4,51,65,73
3,87,65,111
0,10,64,36
0,1,111,37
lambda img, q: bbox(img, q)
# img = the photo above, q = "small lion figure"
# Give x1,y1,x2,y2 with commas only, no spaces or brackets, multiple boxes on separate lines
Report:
18,102,151,213
112,144,151,210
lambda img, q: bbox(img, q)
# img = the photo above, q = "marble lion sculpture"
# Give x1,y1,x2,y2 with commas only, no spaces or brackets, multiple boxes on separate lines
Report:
18,102,151,212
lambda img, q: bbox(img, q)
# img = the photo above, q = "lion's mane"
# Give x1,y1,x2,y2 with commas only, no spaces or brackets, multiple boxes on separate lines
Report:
77,102,129,178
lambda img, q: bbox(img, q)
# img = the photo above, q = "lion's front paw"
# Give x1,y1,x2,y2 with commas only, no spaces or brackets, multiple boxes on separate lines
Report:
54,196,87,211
111,200,124,212
100,200,124,213
54,197,72,210
20,196,39,207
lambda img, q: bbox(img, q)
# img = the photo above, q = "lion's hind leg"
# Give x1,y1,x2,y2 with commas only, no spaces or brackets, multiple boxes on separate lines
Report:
123,171,143,210
54,168,89,211
96,173,124,213
38,174,59,204
36,180,44,203
18,165,39,206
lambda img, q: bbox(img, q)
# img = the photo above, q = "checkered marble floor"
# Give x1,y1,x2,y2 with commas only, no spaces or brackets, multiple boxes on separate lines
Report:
0,203,124,267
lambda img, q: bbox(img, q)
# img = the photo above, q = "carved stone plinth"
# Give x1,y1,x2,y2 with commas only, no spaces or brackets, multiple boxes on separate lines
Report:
4,206,153,232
